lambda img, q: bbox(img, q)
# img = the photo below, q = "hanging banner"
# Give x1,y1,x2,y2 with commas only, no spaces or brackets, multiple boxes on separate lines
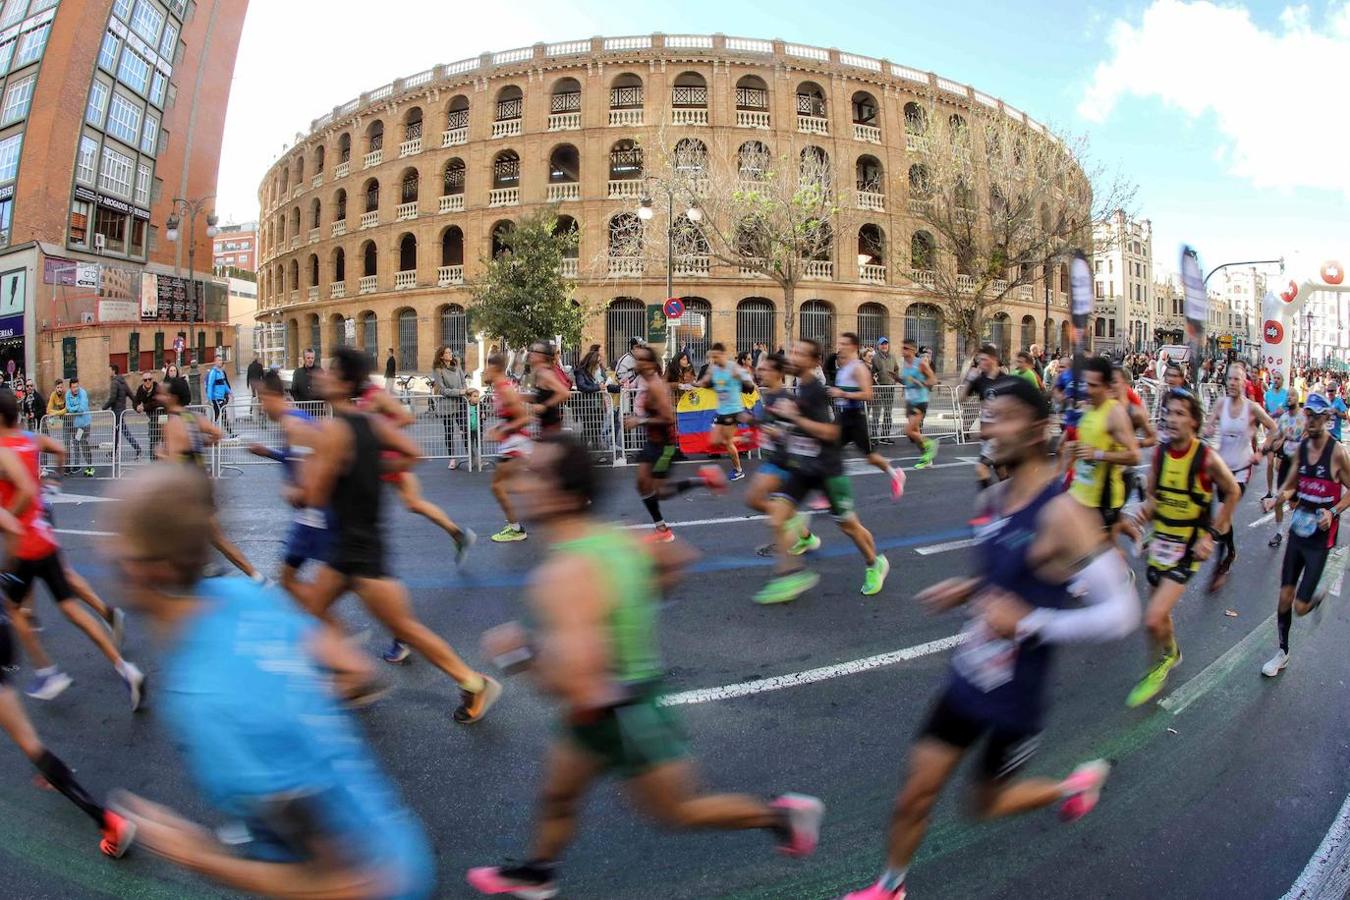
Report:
0,268,24,317
646,304,668,344
1067,250,1093,417
675,388,762,455
1180,245,1207,387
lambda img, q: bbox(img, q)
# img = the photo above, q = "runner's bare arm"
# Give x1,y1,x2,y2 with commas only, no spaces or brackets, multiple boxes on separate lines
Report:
1131,404,1157,448
921,360,937,388
534,369,567,411
1252,403,1277,435
1322,444,1350,530
646,533,698,595
528,557,614,709
0,446,34,517
35,434,65,468
367,414,420,473
1105,404,1141,465
196,415,223,446
159,415,185,460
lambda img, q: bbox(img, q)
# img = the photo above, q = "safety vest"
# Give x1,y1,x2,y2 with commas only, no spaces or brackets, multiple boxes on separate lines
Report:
1070,398,1126,511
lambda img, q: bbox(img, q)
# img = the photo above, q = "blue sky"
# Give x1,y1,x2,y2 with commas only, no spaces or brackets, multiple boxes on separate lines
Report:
218,0,1349,281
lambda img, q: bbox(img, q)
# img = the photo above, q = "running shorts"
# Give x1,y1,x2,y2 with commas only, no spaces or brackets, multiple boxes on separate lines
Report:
905,401,928,416
638,440,676,477
839,409,872,455
565,686,688,777
1278,454,1295,489
713,413,740,427
1281,535,1332,602
1095,506,1123,530
1,552,74,604
328,542,387,581
0,615,12,685
921,689,1040,781
378,449,405,485
284,517,333,570
775,471,855,520
498,433,533,460
757,461,788,482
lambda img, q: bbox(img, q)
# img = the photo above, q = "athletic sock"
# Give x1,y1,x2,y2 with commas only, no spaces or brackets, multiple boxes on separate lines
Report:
642,493,663,524
1162,636,1180,662
671,478,701,495
1221,528,1236,561
1278,609,1292,652
114,659,131,679
879,868,908,891
34,750,105,827
460,672,486,693
35,665,56,678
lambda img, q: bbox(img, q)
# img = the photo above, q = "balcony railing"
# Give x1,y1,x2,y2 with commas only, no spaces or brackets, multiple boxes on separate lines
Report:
330,282,346,299
488,187,520,207
491,119,522,139
860,263,886,284
307,286,319,301
991,278,1009,293
311,173,322,188
797,114,828,135
438,194,464,213
803,260,834,279
288,290,298,304
359,275,377,294
398,137,422,157
739,258,767,277
442,128,468,147
909,268,936,288
608,179,643,199
607,256,644,277
437,265,464,286
394,270,417,290
290,185,302,200
546,182,580,202
1017,284,1033,300
857,190,885,211
906,133,928,153
956,274,977,292
334,160,350,178
363,149,382,168
548,112,581,131
331,219,346,237
360,211,379,229
308,227,320,243
559,257,578,278
736,110,770,129
289,235,300,250
609,108,644,127
908,197,931,215
395,201,418,221
673,256,710,277
854,123,882,143
671,108,708,126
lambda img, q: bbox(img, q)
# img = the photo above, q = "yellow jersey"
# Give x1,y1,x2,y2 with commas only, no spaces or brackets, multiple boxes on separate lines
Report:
1070,398,1126,511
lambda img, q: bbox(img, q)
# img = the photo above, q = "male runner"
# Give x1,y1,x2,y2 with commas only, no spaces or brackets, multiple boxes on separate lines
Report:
899,338,938,468
842,376,1138,900
467,435,823,898
1202,361,1276,590
697,342,753,482
302,348,500,722
1268,395,1304,548
1123,388,1239,707
1063,356,1140,531
104,464,433,896
829,332,904,499
0,391,145,709
755,338,889,604
355,373,475,560
958,345,1004,490
624,344,725,543
744,352,815,556
1153,363,1188,449
1260,393,1350,677
1263,371,1289,499
485,353,531,543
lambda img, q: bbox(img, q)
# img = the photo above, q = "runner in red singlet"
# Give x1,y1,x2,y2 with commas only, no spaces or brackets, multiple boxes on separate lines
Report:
485,353,531,543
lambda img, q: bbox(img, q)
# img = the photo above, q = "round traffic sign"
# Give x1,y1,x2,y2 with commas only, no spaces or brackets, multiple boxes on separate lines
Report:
662,296,685,319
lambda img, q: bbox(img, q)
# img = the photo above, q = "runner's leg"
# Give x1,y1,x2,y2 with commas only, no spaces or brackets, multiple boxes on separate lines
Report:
491,459,519,525
396,472,465,541
628,759,781,830
209,517,258,578
882,738,965,870
353,576,482,688
5,599,54,670
723,425,742,474
0,689,106,827
529,740,606,861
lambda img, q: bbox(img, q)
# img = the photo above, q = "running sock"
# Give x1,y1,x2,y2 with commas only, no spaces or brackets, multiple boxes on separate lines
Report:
642,493,663,524
34,750,105,827
460,672,486,693
1278,609,1292,652
114,659,131,679
879,868,908,891
1162,636,1180,662
35,665,56,678
671,478,701,494
1221,528,1236,561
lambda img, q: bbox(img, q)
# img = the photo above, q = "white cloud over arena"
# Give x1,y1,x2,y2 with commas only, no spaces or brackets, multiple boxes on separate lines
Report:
1080,0,1350,196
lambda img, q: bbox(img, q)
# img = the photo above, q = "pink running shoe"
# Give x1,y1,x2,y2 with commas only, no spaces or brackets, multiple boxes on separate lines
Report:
699,464,729,496
466,864,558,899
1058,759,1111,822
841,880,907,900
771,792,825,857
644,527,675,544
889,467,907,500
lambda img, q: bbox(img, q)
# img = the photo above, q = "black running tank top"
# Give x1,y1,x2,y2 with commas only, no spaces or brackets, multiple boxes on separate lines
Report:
331,411,382,549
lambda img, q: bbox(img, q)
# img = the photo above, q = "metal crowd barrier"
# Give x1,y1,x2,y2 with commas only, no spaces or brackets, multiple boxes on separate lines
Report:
211,400,331,473
39,410,119,476
864,384,962,444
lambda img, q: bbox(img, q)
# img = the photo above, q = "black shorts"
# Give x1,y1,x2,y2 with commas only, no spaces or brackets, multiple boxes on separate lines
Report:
921,690,1040,781
638,440,676,477
1278,455,1295,488
713,413,740,427
0,616,12,685
1281,536,1331,601
1096,506,1122,529
327,543,388,581
1146,561,1196,587
840,409,872,454
1,553,74,605
775,469,855,520
906,402,928,416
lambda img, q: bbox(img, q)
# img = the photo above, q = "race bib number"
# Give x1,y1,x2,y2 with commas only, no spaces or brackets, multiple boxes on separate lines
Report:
1291,507,1320,539
951,619,1017,692
1148,536,1187,568
787,435,820,457
1073,458,1097,485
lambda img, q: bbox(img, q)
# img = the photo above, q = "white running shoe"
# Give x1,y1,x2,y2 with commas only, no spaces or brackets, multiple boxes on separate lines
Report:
1261,649,1289,677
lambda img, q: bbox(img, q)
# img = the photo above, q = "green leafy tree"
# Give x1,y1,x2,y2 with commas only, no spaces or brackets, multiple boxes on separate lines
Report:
470,210,588,351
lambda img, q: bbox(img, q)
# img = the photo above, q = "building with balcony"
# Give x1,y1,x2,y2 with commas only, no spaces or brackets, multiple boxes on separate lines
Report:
0,0,248,397
212,220,256,272
255,34,1080,375
1093,210,1153,353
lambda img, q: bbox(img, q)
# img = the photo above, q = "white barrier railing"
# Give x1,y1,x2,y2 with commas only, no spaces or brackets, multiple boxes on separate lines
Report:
39,410,120,476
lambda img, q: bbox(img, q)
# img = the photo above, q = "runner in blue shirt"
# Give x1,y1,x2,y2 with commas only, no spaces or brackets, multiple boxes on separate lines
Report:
697,342,754,481
1264,371,1290,499
105,465,434,899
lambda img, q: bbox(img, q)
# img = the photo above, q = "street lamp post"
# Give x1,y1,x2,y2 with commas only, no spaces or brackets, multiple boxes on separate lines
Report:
637,182,701,362
164,196,219,402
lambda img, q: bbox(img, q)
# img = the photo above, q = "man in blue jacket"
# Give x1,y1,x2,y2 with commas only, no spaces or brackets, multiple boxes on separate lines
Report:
203,354,234,436
64,376,93,477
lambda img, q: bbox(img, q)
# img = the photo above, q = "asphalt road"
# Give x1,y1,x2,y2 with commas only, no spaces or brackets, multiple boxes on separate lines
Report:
4,442,1350,899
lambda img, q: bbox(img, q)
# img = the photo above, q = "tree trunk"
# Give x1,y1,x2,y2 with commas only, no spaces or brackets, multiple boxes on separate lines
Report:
781,280,796,353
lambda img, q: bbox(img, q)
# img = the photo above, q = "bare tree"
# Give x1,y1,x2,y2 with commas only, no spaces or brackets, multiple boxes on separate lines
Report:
899,99,1136,362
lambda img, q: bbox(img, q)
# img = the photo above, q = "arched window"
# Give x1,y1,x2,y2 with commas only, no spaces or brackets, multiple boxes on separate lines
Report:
671,297,712,367
799,145,830,189
550,77,581,115
400,167,419,203
337,133,351,164
330,313,348,349
548,144,579,183
672,71,707,108
443,158,465,196
441,226,464,266
856,154,883,193
796,81,826,118
738,140,770,180
858,224,885,279
610,72,643,110
905,303,944,372
608,212,642,257
851,90,878,125
984,312,1012,364
553,215,579,260
309,198,321,229
332,246,345,283
280,168,289,194
911,231,936,270
361,240,377,277
439,304,467,360
737,298,776,353
735,75,768,111
903,102,929,135
1094,318,1106,338
366,120,383,153
490,220,514,258
494,85,523,122
288,259,299,293
674,137,708,176
307,314,321,360
605,298,645,364
289,206,300,233
397,233,417,273
403,106,422,143
446,95,470,133
286,319,299,368
313,143,325,174
908,163,931,196
609,139,642,181
397,308,418,369
363,178,379,213
492,150,519,189
334,188,347,222
799,299,835,349
857,302,887,346
1020,315,1036,353
1060,321,1071,352
948,113,968,145
294,154,305,184
359,311,378,360
307,253,319,287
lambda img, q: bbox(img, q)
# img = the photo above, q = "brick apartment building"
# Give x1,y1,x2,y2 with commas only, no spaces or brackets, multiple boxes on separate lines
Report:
211,219,254,270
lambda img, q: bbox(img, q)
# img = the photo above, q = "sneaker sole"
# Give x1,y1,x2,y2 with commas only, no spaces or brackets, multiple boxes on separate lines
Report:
458,676,503,724
755,572,821,605
773,793,825,857
465,869,558,899
100,818,136,859
861,558,891,596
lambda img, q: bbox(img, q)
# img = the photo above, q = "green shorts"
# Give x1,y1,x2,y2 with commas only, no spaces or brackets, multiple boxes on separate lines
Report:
775,471,855,520
565,688,688,777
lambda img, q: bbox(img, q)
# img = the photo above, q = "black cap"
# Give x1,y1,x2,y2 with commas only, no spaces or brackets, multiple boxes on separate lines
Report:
989,375,1050,420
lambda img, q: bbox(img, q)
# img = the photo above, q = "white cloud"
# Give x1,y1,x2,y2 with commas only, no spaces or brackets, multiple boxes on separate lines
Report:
1080,0,1350,196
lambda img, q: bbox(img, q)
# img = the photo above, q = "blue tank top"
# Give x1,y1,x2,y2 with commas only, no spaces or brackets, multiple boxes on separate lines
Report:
833,359,866,412
709,364,743,416
946,480,1072,730
280,408,315,485
901,359,929,404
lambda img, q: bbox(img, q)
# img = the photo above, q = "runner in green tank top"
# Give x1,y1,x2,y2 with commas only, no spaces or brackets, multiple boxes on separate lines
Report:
468,434,825,900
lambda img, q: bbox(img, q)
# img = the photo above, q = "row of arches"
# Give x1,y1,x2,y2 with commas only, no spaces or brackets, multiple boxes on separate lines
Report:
283,304,469,372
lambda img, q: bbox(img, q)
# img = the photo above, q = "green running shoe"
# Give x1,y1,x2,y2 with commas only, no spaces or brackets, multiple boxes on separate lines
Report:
861,554,891,596
789,533,822,556
490,524,527,543
915,439,938,470
754,570,820,605
1125,652,1181,708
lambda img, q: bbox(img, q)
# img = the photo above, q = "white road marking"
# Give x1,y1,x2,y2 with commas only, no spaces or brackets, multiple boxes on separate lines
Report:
54,528,115,537
1248,511,1276,528
659,633,965,706
1282,791,1350,900
915,537,978,556
47,492,118,504
1158,613,1274,716
620,512,816,531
